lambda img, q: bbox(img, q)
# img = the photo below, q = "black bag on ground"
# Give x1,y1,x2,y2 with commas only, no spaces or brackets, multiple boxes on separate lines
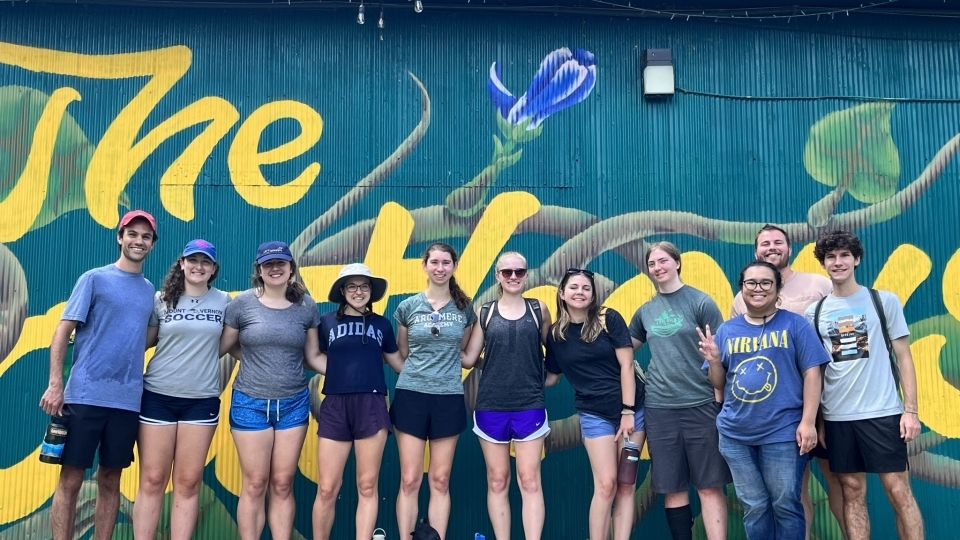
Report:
412,517,441,540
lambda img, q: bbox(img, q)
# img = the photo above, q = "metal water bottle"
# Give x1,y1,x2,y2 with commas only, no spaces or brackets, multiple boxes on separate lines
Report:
617,439,640,485
39,415,68,464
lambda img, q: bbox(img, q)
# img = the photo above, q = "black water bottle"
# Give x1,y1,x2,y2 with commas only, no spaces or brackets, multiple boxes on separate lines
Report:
617,439,640,485
39,415,68,464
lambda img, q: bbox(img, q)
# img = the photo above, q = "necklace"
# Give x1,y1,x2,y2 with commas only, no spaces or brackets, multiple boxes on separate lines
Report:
743,308,777,325
744,308,777,343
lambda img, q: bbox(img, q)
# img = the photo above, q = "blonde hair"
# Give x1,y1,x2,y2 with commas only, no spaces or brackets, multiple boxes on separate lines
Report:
495,251,528,297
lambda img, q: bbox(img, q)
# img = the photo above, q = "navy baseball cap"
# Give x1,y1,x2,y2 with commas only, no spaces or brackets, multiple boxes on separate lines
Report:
256,241,293,264
182,239,217,263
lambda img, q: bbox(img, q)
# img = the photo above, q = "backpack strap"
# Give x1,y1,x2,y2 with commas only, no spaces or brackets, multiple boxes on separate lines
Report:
868,288,901,391
479,301,496,332
812,297,826,352
525,298,542,329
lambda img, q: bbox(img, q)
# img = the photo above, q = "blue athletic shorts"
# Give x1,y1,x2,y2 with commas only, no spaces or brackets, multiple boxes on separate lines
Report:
579,408,645,439
473,409,550,443
229,388,310,431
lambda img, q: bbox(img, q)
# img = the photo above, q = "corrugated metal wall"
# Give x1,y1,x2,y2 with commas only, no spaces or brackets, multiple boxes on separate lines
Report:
0,3,958,538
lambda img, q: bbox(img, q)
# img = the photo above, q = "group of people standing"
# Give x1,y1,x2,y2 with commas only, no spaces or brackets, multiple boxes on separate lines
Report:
38,209,924,540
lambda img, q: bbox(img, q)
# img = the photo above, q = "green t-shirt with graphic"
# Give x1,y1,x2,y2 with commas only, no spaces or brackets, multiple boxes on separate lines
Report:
629,285,723,409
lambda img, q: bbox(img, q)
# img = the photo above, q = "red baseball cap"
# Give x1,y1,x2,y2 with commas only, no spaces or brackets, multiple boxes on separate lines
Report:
118,210,157,232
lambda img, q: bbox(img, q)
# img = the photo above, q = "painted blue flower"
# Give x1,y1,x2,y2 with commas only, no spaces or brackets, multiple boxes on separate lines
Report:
488,47,597,130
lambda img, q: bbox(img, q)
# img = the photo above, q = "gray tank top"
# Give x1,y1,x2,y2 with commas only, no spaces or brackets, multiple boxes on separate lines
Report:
475,301,545,411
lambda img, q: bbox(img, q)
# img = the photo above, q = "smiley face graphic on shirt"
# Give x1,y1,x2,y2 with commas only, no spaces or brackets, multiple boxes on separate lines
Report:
731,355,778,403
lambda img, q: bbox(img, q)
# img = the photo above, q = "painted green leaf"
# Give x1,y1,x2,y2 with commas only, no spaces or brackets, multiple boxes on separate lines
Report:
803,102,900,203
0,86,130,233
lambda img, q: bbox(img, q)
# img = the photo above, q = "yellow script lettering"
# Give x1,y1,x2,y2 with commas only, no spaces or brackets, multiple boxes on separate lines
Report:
228,100,323,209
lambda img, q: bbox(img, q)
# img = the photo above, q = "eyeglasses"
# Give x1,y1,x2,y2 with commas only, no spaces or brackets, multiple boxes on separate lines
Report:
430,310,440,337
499,268,528,278
742,279,775,291
345,283,371,293
566,268,595,278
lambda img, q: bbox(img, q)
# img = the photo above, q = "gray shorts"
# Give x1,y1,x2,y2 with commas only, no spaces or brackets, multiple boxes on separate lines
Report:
645,402,731,494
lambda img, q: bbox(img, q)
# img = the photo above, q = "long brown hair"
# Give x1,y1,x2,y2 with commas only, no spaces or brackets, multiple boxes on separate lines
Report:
251,260,306,304
422,242,471,310
550,269,603,343
159,256,219,310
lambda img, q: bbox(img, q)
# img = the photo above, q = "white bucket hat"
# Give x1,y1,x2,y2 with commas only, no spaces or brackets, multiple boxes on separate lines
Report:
328,263,388,304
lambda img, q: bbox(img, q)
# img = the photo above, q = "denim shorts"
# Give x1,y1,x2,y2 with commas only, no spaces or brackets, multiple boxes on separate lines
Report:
229,388,310,431
579,408,645,439
473,409,550,443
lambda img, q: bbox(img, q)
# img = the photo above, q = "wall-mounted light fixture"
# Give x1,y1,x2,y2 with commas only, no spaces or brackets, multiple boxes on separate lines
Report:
641,48,674,99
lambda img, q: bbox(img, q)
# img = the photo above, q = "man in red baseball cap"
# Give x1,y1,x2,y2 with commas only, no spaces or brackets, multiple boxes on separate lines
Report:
40,209,158,540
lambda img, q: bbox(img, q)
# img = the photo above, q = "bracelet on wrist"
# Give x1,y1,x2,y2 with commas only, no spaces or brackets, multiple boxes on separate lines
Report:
904,410,918,415
621,409,635,416
622,403,635,410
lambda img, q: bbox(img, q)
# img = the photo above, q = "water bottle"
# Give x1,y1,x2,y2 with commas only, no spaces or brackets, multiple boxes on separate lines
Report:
39,415,68,464
617,439,640,485
372,527,386,540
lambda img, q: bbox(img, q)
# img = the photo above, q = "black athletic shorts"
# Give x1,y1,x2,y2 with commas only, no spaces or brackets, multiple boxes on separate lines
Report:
390,388,466,440
61,403,140,469
824,414,907,474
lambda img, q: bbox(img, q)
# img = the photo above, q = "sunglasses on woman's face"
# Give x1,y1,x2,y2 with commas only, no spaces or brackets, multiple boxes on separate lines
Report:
499,268,527,278
566,267,595,278
430,310,441,337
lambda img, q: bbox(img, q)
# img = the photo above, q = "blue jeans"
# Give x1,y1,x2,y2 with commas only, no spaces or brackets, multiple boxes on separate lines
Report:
718,433,806,540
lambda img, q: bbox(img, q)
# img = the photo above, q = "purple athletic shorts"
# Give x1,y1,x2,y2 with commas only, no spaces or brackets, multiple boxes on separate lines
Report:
473,409,550,443
317,393,392,441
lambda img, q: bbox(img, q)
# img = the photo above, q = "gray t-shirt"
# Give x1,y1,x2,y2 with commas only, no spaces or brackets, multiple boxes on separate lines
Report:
629,285,724,409
224,290,321,399
804,287,908,421
62,264,155,412
394,293,477,395
144,287,232,399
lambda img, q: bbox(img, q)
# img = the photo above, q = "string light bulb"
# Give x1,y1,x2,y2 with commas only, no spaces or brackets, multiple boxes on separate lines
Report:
415,0,423,13
378,9,385,28
358,2,365,24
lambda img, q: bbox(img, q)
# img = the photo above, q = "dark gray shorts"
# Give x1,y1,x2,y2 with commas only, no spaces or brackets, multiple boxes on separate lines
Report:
645,402,732,493
317,392,392,441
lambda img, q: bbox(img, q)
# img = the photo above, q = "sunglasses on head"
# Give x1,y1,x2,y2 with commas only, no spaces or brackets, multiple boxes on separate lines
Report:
566,267,595,278
499,268,527,278
430,310,441,337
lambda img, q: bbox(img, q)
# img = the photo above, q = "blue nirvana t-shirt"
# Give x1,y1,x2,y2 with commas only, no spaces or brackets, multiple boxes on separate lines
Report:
705,310,830,444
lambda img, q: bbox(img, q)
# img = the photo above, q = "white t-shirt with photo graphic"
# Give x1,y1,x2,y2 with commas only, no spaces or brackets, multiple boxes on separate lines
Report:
805,287,909,422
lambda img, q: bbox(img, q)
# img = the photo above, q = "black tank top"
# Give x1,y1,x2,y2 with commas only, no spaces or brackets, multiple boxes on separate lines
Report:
475,300,545,411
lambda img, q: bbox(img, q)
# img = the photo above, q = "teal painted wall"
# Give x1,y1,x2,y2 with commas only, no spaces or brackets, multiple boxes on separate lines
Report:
1,3,959,538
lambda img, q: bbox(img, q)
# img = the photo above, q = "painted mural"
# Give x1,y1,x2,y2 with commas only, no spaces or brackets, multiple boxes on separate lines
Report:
0,5,959,539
